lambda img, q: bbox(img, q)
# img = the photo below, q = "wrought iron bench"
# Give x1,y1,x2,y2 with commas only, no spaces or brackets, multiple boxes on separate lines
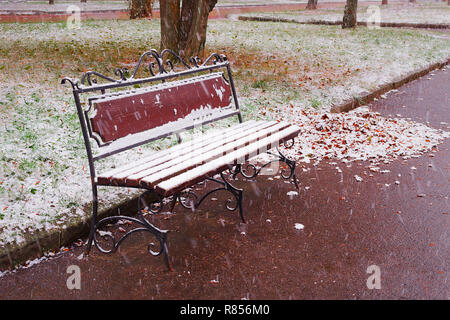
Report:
62,49,300,269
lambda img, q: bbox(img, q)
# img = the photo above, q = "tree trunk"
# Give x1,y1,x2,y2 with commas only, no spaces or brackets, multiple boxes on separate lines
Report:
160,0,217,60
179,0,210,58
409,0,416,3
160,0,181,52
381,0,387,5
342,0,358,28
81,0,87,3
49,0,54,4
306,0,318,10
130,0,154,19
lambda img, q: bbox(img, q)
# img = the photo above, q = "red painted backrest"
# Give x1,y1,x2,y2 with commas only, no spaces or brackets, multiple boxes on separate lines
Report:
90,72,232,143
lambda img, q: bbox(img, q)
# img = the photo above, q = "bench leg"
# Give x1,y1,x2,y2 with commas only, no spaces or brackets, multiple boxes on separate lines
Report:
85,187,172,270
274,146,299,189
229,146,299,189
220,173,245,223
85,184,98,256
91,214,171,270
178,173,245,223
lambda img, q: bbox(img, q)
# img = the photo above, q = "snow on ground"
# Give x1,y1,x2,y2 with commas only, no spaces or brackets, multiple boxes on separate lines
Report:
207,19,450,112
242,2,450,25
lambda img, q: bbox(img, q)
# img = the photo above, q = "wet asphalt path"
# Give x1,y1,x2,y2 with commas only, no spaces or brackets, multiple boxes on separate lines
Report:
0,67,448,300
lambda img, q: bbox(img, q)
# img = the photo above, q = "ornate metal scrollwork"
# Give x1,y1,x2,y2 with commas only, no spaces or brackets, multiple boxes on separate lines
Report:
66,49,229,88
61,77,81,90
93,215,170,268
91,190,171,269
283,138,295,149
229,146,299,189
137,190,164,215
178,189,198,210
173,173,245,222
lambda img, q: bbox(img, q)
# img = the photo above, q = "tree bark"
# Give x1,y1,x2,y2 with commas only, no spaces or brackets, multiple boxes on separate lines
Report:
160,0,181,52
381,0,387,5
342,0,358,28
160,0,217,59
306,0,318,10
81,0,87,3
179,0,210,58
130,0,154,19
49,0,54,4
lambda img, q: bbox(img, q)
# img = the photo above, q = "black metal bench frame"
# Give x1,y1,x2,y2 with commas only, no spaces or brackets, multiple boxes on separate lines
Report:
62,49,298,269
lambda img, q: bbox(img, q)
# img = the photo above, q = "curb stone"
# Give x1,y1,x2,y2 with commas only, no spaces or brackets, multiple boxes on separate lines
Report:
0,191,157,271
330,58,450,113
238,15,450,29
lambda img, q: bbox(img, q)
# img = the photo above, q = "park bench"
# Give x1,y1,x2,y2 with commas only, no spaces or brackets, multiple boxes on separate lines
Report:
62,49,300,269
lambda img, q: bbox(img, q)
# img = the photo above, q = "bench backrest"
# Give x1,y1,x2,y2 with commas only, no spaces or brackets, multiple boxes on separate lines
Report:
63,50,242,163
90,72,232,143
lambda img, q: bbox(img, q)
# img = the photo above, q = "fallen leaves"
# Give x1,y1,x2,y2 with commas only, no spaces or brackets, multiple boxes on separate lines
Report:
276,106,450,170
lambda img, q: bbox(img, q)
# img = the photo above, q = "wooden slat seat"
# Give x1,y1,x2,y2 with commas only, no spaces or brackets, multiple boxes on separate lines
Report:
97,121,300,194
156,124,300,196
97,120,259,184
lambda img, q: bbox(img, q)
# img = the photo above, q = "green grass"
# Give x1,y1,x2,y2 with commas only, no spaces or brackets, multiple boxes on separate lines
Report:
309,98,321,110
251,78,269,90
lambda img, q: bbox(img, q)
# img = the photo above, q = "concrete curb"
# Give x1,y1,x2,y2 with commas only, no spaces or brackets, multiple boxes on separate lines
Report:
330,58,450,113
238,15,450,29
0,191,156,270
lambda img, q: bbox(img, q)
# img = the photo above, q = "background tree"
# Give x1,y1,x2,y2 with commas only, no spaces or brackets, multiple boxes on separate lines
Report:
382,0,387,5
129,0,154,19
49,0,54,4
342,0,358,28
160,0,218,59
306,0,318,10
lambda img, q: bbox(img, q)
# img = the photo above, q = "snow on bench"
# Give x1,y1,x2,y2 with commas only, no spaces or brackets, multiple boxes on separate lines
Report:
156,125,300,196
98,120,261,185
137,121,289,189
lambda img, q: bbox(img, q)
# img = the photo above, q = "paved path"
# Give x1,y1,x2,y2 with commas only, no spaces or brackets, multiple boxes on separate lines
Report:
0,66,449,300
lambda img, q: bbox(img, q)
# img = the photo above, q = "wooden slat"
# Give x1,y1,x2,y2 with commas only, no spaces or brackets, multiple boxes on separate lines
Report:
122,120,280,187
137,121,292,189
156,125,301,196
94,107,242,161
97,120,258,184
91,72,232,143
109,120,276,186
